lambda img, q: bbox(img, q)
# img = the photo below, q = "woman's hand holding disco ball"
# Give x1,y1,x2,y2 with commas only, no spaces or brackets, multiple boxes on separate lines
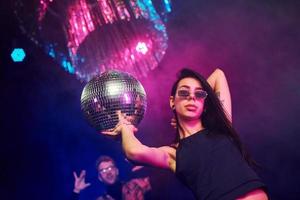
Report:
102,111,138,137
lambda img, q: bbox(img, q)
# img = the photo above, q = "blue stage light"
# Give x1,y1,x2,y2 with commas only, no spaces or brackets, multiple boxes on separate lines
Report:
11,48,26,62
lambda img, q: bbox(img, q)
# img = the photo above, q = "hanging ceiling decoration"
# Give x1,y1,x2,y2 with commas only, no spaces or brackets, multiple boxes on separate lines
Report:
14,0,172,81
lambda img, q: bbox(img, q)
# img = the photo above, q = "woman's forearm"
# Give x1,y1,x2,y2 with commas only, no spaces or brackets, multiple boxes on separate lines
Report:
207,68,232,121
121,125,145,160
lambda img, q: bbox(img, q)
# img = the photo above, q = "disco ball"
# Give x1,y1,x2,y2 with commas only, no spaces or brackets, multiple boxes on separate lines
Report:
81,70,147,132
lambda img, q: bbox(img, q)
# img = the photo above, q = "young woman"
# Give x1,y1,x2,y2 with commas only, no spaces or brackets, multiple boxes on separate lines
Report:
103,68,268,200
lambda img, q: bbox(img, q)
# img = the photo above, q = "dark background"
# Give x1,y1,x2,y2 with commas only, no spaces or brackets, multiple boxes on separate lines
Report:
1,0,300,199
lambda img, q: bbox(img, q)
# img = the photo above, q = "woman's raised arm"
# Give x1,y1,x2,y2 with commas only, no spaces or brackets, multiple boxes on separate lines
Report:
207,68,232,122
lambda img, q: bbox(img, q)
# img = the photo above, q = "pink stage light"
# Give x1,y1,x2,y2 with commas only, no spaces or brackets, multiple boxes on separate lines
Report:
136,42,148,55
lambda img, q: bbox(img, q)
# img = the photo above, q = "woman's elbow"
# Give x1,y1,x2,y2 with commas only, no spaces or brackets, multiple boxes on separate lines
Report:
124,146,145,161
214,68,225,77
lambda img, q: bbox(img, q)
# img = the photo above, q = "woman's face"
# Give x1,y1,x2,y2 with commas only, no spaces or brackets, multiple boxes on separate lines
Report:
171,77,207,121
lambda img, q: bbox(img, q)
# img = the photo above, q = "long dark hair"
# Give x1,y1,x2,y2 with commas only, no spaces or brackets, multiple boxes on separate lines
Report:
171,68,256,167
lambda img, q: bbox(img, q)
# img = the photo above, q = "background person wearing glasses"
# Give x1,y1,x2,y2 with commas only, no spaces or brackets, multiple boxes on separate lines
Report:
71,155,151,200
103,68,268,200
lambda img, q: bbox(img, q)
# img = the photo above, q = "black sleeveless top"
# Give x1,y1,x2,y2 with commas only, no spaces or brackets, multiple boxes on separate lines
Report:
175,129,265,200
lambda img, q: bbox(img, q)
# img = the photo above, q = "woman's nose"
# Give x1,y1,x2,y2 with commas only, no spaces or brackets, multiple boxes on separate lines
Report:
187,94,196,101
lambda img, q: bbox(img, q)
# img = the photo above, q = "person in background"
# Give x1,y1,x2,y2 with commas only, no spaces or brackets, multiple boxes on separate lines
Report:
71,155,151,200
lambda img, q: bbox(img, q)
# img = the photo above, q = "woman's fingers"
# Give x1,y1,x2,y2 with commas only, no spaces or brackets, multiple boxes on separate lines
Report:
101,110,138,136
116,110,126,122
117,110,135,124
102,130,119,135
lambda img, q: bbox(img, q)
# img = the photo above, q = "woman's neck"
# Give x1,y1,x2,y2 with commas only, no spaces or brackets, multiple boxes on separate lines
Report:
178,119,205,139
